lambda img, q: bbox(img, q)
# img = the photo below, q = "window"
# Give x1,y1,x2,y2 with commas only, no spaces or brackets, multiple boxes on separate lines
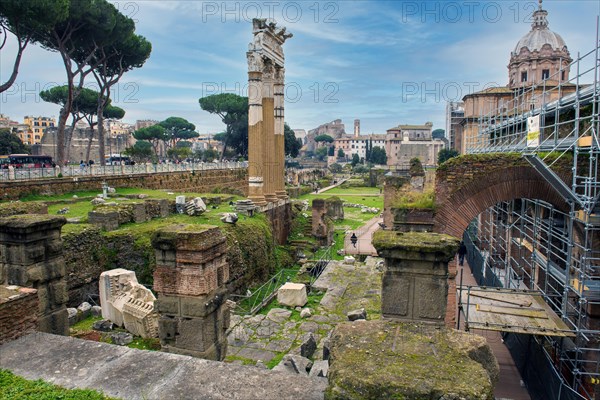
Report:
542,69,550,80
521,71,528,82
561,70,565,81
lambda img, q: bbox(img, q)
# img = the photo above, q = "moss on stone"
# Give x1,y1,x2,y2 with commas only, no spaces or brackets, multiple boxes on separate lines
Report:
326,320,494,400
0,201,48,217
372,231,459,257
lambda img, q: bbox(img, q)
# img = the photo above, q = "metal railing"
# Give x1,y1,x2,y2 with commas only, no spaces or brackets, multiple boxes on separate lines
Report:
230,268,297,316
0,161,248,182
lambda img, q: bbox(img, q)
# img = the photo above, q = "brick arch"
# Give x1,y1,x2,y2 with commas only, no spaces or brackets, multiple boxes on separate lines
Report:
433,159,571,238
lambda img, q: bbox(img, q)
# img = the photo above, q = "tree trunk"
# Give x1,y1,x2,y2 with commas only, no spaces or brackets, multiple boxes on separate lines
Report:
96,83,110,166
85,128,94,163
64,115,79,164
0,38,29,93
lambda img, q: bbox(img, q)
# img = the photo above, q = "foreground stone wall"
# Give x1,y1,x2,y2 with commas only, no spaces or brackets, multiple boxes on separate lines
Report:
0,215,68,338
263,201,292,245
0,332,328,400
326,320,497,399
0,168,248,200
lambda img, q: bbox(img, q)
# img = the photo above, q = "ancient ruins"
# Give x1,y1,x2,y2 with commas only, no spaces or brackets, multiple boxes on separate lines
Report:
247,18,292,206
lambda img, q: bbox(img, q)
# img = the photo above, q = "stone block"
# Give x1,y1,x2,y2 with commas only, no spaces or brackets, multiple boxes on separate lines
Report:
131,203,148,223
300,333,317,358
309,360,329,378
37,308,68,336
158,316,178,341
155,295,180,315
327,321,495,400
373,231,459,324
347,308,367,321
179,293,224,318
88,211,120,231
277,282,307,307
272,354,312,376
343,256,355,265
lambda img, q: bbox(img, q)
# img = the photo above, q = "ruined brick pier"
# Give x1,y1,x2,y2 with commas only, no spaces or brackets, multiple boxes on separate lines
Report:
152,224,230,361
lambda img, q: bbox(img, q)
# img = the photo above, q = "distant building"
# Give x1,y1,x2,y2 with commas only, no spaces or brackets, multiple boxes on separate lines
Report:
385,122,444,166
135,119,159,131
305,119,346,153
0,114,12,129
22,116,56,145
104,119,133,137
334,134,386,161
458,2,576,153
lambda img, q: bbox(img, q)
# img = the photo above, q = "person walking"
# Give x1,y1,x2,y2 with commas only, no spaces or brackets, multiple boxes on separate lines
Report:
458,241,467,266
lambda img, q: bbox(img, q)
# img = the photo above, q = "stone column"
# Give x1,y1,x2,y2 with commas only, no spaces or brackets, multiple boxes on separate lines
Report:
372,231,459,325
274,67,287,200
152,225,230,361
0,215,68,335
247,52,267,206
262,61,278,203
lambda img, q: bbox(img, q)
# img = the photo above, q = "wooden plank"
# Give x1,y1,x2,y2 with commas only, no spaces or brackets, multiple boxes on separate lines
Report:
469,291,533,307
476,303,548,319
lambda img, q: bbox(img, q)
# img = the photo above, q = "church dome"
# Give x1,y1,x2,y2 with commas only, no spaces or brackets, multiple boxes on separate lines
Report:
512,2,567,55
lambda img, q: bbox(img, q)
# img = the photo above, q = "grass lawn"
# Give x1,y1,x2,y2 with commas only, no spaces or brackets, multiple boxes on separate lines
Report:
323,186,381,195
0,369,118,400
15,187,243,227
298,192,383,210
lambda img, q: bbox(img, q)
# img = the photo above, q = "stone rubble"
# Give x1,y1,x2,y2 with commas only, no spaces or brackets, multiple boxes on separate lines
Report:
347,308,367,321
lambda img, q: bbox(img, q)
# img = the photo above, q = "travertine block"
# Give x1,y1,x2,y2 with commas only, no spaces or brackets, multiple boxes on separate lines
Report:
277,282,308,307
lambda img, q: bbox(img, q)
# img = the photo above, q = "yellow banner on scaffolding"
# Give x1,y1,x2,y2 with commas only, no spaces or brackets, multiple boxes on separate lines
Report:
527,115,540,147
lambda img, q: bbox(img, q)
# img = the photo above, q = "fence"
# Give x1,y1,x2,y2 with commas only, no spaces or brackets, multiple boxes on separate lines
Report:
230,268,298,316
0,161,248,182
231,245,333,316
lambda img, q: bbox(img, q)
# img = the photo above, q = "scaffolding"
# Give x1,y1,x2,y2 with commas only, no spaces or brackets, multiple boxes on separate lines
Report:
461,30,600,399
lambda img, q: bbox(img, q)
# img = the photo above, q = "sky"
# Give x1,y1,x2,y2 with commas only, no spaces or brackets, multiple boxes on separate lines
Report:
1,0,599,136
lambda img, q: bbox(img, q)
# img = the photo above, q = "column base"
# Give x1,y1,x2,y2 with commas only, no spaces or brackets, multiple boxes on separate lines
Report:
248,196,267,207
275,190,288,200
264,193,279,203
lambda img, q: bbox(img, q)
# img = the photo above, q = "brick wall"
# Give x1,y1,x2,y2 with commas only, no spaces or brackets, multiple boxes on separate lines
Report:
0,168,248,200
0,290,39,345
434,154,573,238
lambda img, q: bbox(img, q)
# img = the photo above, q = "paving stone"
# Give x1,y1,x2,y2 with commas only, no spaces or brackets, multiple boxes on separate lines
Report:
320,284,348,309
265,339,294,353
244,314,266,326
266,308,292,323
235,347,277,363
299,321,319,333
310,315,331,323
284,321,298,331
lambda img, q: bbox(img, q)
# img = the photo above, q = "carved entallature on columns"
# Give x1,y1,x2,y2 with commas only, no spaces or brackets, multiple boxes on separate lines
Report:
246,18,292,205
